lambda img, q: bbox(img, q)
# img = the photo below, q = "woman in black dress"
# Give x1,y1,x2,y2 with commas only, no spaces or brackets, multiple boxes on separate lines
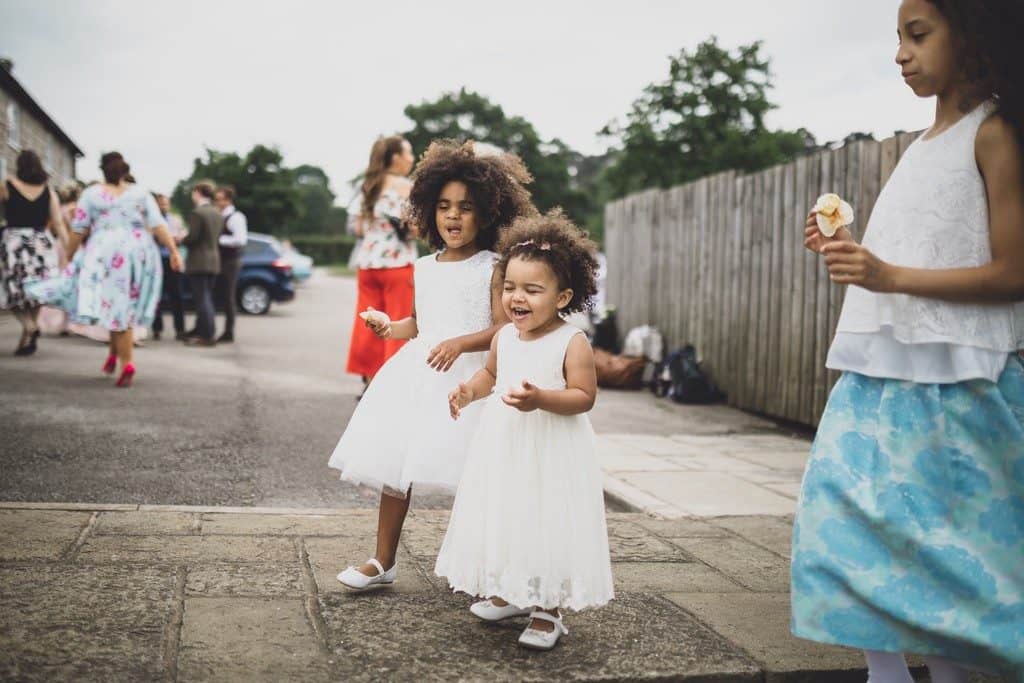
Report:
0,150,68,355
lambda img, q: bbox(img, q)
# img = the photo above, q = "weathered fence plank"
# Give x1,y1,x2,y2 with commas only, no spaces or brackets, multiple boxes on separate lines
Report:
604,132,915,425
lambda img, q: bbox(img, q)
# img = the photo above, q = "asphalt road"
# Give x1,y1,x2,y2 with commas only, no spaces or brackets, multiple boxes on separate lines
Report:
0,270,456,509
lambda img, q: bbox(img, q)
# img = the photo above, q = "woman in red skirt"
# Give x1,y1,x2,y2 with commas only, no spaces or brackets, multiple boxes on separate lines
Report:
346,136,417,389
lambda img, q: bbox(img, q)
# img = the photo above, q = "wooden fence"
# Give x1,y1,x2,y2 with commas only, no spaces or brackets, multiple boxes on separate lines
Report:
603,131,919,426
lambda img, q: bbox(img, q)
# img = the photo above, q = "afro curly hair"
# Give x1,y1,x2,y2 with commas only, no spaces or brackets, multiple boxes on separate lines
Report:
406,140,536,252
496,209,599,315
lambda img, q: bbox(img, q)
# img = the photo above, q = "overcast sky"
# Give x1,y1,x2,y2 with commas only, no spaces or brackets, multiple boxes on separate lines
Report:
1,0,931,201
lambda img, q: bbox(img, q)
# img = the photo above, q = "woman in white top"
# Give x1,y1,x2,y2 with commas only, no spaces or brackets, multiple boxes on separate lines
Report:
791,1,1024,679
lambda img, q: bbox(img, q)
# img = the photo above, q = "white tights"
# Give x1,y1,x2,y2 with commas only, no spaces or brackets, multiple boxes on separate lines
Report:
864,650,969,683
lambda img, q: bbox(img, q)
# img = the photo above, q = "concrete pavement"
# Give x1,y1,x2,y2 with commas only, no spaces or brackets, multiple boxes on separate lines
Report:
0,502,878,682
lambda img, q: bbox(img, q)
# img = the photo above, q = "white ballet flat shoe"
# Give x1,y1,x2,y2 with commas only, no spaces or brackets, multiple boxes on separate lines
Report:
469,599,532,622
336,558,396,591
517,611,568,651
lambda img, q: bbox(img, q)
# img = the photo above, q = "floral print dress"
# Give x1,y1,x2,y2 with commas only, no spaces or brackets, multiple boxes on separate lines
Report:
25,184,165,331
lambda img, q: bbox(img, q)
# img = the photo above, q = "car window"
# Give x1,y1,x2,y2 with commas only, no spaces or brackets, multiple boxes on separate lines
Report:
243,240,267,256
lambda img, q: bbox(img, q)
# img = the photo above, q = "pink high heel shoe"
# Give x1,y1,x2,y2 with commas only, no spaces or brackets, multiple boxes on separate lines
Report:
115,363,135,388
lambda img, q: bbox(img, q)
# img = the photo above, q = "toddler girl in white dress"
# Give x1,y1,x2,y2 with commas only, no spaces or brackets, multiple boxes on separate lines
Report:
438,211,614,650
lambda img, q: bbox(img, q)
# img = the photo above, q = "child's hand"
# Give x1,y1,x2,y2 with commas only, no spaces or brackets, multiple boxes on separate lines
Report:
804,210,853,254
448,383,474,419
501,381,543,412
823,241,895,292
359,307,392,338
428,337,464,372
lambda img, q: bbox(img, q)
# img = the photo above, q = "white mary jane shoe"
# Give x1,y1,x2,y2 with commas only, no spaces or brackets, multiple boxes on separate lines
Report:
336,558,396,591
517,611,569,651
469,599,532,622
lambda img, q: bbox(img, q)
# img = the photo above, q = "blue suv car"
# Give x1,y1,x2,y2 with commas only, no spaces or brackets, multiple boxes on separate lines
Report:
163,232,295,315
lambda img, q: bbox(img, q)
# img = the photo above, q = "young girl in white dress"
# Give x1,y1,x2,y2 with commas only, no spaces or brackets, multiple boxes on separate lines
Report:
438,211,614,651
329,140,535,590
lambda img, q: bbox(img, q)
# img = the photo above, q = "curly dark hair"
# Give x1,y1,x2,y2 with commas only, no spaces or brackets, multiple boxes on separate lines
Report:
496,209,599,315
406,140,536,252
927,0,1024,146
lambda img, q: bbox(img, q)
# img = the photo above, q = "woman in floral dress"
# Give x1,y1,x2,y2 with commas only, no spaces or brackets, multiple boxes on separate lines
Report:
26,152,182,387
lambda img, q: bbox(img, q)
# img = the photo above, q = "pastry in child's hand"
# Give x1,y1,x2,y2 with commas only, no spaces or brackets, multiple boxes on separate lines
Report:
813,193,854,237
359,309,391,327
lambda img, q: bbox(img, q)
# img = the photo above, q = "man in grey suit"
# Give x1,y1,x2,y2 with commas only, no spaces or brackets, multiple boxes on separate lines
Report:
182,180,222,347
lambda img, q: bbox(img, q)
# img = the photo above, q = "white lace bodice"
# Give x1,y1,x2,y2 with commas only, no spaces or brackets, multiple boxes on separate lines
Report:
830,101,1023,382
414,250,496,344
494,322,582,392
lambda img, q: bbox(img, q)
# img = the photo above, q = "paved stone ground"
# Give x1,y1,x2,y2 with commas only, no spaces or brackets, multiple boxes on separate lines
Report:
598,431,811,518
0,503,1008,682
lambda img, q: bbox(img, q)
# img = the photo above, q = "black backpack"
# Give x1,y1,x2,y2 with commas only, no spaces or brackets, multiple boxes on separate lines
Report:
592,309,620,354
651,345,723,404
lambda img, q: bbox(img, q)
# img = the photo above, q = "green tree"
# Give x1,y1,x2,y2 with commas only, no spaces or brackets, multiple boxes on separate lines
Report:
401,89,592,224
172,144,301,235
292,164,338,234
601,37,816,198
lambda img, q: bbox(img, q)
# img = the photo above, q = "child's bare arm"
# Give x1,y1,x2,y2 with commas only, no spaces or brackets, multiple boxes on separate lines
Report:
448,334,499,418
387,315,419,340
503,334,597,416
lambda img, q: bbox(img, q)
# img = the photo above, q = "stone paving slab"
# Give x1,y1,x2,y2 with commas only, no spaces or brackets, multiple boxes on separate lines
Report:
199,510,377,537
0,564,175,682
617,471,798,517
77,534,298,565
0,509,91,561
186,565,306,598
668,536,791,593
179,597,329,682
595,426,814,519
319,591,761,681
612,561,745,593
93,510,196,535
3,503,986,682
709,515,795,558
665,592,868,682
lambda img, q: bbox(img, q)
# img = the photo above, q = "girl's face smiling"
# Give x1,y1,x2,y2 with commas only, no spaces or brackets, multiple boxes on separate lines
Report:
502,256,573,337
435,181,480,255
896,0,958,98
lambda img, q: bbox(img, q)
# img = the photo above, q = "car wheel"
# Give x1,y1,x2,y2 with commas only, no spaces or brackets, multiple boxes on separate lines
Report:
239,283,271,315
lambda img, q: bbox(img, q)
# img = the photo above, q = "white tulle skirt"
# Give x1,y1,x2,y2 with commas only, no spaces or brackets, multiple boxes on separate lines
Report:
435,397,614,612
328,337,486,498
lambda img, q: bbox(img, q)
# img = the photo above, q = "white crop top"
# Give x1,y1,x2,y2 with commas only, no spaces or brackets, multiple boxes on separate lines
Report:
828,101,1023,383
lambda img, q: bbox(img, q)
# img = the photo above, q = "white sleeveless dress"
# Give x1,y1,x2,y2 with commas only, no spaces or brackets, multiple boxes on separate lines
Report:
328,250,496,497
435,323,615,612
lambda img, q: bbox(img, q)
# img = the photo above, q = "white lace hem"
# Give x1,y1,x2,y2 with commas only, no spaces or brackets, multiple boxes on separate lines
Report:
435,565,614,613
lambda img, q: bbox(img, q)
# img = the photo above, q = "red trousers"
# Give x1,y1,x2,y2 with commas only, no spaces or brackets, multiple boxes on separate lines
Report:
346,265,414,377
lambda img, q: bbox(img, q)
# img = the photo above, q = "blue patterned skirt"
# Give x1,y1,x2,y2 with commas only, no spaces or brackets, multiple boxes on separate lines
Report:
24,227,162,331
791,355,1024,675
